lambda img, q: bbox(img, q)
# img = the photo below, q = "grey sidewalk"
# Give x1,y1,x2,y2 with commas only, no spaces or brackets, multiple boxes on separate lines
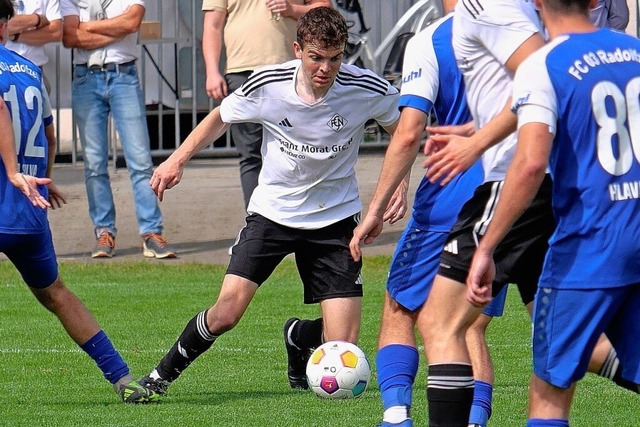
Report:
43,153,425,265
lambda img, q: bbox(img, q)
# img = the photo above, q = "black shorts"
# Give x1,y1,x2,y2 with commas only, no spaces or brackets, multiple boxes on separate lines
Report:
226,213,363,304
438,175,554,305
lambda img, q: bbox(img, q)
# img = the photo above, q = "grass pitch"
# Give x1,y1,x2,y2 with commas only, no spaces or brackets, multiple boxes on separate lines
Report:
0,257,637,426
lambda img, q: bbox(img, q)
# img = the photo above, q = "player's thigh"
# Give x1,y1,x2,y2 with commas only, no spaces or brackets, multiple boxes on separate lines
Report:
319,296,362,343
532,286,627,389
387,222,447,312
438,181,504,289
296,215,362,304
604,282,640,385
378,291,418,348
494,175,554,304
418,274,483,344
0,231,58,289
226,214,292,285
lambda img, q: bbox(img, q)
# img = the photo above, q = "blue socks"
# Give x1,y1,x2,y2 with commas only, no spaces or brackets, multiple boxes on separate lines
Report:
80,330,129,384
527,419,569,426
377,344,419,425
469,380,493,426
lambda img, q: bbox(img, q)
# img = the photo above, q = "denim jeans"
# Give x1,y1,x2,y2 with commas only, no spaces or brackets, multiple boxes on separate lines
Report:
72,63,163,237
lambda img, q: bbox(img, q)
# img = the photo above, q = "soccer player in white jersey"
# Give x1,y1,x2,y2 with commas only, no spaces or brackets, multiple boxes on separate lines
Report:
467,0,640,424
137,7,401,396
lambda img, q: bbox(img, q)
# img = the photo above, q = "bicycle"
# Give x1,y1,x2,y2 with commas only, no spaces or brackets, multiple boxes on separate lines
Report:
337,0,444,143
339,0,444,87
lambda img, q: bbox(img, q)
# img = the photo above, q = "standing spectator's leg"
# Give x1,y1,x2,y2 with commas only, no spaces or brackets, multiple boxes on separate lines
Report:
109,64,163,236
226,71,263,209
72,66,116,238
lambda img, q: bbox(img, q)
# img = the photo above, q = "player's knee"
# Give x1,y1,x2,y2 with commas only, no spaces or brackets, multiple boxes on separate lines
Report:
31,277,67,313
469,314,492,335
208,309,241,334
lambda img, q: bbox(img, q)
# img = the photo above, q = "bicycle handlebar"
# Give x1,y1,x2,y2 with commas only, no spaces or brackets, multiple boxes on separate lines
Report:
337,0,370,33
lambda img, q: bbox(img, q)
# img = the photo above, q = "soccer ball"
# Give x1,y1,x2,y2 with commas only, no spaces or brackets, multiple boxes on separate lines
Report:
306,341,371,399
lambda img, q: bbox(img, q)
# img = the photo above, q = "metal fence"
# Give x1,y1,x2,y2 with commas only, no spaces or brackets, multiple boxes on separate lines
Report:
44,0,440,164
44,0,640,165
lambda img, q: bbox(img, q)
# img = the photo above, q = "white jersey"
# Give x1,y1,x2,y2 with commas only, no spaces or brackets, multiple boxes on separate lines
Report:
220,60,399,229
60,0,144,64
6,0,62,66
452,0,542,182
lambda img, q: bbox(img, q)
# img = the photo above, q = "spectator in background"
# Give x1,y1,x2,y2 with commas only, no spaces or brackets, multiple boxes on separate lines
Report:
7,0,62,91
202,0,331,212
590,0,629,30
60,0,176,259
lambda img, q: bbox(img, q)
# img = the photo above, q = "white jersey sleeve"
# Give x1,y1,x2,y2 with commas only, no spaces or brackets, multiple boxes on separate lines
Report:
400,23,440,109
453,0,543,182
512,41,560,136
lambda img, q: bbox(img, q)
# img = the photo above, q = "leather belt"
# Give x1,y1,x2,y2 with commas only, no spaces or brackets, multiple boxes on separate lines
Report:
77,60,136,72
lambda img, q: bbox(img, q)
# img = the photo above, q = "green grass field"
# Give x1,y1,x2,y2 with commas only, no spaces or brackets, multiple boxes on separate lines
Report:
0,257,637,426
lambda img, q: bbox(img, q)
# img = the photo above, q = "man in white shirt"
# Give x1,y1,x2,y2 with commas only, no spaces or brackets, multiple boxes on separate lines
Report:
137,7,402,397
7,0,62,90
60,0,176,259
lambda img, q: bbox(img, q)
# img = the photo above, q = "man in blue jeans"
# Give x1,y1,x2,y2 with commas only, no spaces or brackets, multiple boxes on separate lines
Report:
60,0,175,259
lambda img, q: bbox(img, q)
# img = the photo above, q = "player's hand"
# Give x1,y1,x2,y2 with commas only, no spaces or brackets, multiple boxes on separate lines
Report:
423,134,482,186
383,180,408,224
425,121,476,142
206,71,228,101
349,214,384,262
47,182,67,210
10,173,51,209
149,160,183,202
466,248,495,307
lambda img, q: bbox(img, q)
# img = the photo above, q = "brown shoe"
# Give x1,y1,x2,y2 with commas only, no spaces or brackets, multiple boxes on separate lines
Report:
92,231,115,258
142,233,177,259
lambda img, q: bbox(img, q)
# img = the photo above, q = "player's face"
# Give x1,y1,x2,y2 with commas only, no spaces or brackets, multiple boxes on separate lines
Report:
295,41,343,92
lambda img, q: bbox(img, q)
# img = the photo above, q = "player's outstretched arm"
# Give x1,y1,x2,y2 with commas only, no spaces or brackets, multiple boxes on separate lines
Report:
350,109,425,261
383,175,409,224
0,99,51,209
150,107,230,201
424,100,519,185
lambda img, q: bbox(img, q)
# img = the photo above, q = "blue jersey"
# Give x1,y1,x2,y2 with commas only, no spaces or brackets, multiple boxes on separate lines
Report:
399,14,483,232
0,46,52,234
513,29,640,289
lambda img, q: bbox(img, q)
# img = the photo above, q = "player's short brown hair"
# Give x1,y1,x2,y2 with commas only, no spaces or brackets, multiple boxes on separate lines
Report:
297,7,348,51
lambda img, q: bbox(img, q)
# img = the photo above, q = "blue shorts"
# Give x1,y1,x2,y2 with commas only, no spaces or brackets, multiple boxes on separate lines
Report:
0,229,58,288
532,284,640,388
387,219,506,316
